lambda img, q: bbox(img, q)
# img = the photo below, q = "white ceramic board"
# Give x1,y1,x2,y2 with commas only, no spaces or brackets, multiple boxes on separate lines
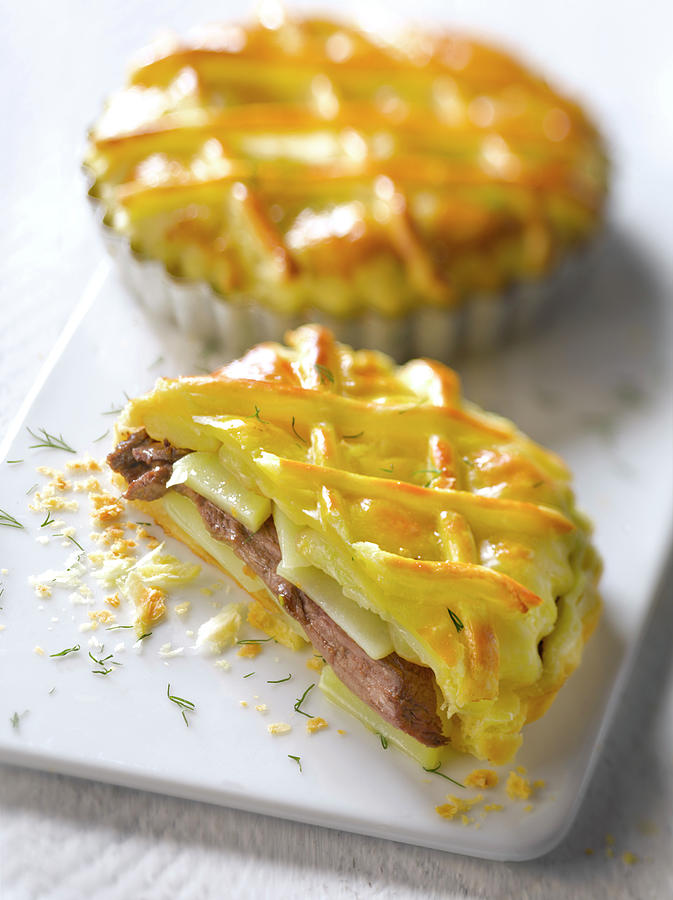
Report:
0,240,671,860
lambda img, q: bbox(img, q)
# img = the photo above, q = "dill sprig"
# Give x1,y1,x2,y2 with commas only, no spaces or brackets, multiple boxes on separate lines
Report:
315,364,335,385
106,624,134,631
137,632,152,641
40,511,55,528
293,683,315,718
0,508,24,529
53,533,85,553
267,674,292,684
49,644,80,658
422,763,465,788
380,464,394,474
101,405,123,416
236,638,274,645
249,405,268,423
93,429,110,443
88,649,121,676
377,732,389,750
413,467,441,487
25,483,38,496
7,459,23,464
291,416,306,443
447,608,464,634
10,711,27,729
342,431,364,440
167,683,195,726
26,427,76,453
288,754,302,772
243,671,255,678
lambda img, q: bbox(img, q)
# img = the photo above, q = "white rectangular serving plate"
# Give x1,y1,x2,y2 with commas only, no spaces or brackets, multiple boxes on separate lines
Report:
0,254,671,862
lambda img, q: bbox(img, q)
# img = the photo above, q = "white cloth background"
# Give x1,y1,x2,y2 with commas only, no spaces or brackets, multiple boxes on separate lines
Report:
1,1,672,897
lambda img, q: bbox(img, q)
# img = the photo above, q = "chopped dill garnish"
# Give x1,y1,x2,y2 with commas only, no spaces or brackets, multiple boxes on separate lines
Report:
462,457,475,469
25,483,38,496
293,683,315,718
236,638,274,645
93,429,110,443
288,754,302,772
342,431,364,440
167,683,195,727
54,533,85,552
447,608,464,633
26,427,76,453
422,763,465,788
0,508,24,529
267,674,292,684
135,522,152,527
413,467,441,487
148,355,165,370
137,632,152,641
49,644,80,658
291,416,306,443
88,649,119,676
377,732,389,750
106,624,134,631
48,687,56,695
314,364,335,385
531,481,544,489
7,459,23,464
101,403,123,416
10,712,23,729
243,671,255,678
249,405,268,423
40,511,55,528
380,464,394,474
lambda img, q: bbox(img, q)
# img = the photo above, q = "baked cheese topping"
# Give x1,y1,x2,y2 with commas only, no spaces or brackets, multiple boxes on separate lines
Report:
114,325,601,763
86,14,608,317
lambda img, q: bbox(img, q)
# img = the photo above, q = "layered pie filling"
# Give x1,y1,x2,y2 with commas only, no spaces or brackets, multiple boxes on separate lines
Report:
108,429,448,754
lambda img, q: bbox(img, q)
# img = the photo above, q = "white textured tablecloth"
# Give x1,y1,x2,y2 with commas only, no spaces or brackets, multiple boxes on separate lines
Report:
1,1,672,897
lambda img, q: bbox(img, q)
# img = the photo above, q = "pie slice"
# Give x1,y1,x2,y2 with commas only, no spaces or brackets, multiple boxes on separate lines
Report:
107,325,601,764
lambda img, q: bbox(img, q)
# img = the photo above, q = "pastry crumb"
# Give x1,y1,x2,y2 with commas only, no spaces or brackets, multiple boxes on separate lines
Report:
306,716,328,734
33,645,45,656
255,704,268,714
435,794,483,821
465,768,498,789
268,722,291,736
237,642,262,658
175,601,191,616
506,771,531,800
621,851,638,865
90,492,124,523
214,659,231,671
306,654,325,672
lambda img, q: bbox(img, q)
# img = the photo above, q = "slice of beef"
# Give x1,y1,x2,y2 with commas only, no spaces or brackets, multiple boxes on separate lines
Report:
107,430,189,501
108,436,448,746
184,487,447,747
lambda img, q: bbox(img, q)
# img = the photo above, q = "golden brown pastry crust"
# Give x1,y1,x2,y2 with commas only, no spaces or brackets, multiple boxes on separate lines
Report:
87,15,608,317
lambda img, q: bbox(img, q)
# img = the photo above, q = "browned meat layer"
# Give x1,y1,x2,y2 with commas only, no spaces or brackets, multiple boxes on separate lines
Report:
108,436,448,747
107,429,189,501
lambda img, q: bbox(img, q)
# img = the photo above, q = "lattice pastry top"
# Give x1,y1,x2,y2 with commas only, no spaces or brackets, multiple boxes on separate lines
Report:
87,13,608,318
118,325,602,762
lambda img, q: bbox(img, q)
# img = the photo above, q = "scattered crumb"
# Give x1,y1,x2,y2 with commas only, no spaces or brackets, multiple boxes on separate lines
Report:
66,457,101,473
506,771,532,800
435,794,483,821
214,659,231,671
337,729,346,736
306,716,328,734
523,804,533,813
90,492,124,523
306,654,325,672
114,643,125,653
36,536,49,545
69,592,92,606
175,601,191,616
622,851,639,865
79,621,98,633
29,493,78,512
200,586,216,597
158,642,184,658
636,819,658,836
186,629,194,638
606,833,615,846
268,722,291,736
585,848,594,856
89,609,115,625
482,804,503,814
237,642,262,659
31,583,52,599
465,769,499,789
73,476,101,493
0,625,5,632
106,593,121,608
516,765,527,775
195,603,244,653
255,704,268,714
132,585,167,630
33,645,45,656
1,568,8,575
239,700,248,708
